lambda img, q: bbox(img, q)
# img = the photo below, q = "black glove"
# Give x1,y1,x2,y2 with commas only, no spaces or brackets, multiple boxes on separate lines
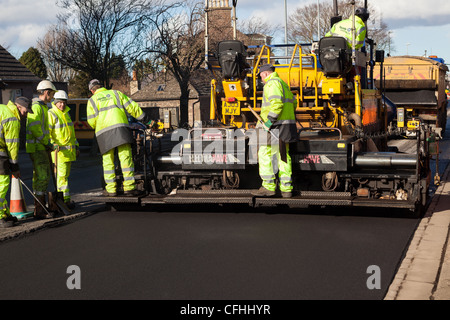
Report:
45,143,54,151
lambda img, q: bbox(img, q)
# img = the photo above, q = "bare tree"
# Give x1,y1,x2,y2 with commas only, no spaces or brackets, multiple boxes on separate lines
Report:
39,0,153,92
139,0,206,127
38,25,77,82
288,2,334,44
288,0,392,51
238,15,280,46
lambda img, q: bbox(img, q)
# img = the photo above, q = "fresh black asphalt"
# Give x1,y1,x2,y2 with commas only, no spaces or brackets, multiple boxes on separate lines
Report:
0,206,418,300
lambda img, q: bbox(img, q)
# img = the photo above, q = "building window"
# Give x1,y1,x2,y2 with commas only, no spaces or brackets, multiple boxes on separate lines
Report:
157,84,166,92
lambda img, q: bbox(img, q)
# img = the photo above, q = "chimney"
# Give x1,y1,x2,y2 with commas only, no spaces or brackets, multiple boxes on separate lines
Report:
130,70,140,95
208,0,233,41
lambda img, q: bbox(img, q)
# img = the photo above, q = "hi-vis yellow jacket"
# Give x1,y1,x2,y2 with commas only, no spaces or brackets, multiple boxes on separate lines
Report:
48,104,79,162
26,98,50,153
261,72,297,143
87,88,146,154
0,104,20,173
6,101,20,122
325,15,366,49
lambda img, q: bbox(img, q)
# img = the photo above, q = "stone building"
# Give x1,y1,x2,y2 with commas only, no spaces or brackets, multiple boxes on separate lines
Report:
130,69,215,127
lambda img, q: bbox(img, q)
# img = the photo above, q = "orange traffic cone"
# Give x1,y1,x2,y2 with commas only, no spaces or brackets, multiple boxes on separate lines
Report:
10,177,33,219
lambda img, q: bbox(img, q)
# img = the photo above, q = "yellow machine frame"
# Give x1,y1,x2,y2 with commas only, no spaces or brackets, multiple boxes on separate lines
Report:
210,43,379,136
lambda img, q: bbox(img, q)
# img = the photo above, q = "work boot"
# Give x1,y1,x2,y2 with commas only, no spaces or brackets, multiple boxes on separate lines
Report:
65,201,76,210
103,190,117,197
0,218,13,228
123,189,143,197
251,187,276,197
4,215,18,223
281,191,293,198
34,195,49,220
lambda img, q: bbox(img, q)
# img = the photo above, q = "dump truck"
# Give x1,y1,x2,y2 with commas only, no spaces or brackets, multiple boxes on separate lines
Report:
374,55,448,138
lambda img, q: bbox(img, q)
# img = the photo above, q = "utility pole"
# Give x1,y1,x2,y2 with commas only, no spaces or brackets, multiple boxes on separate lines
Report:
204,0,209,69
284,0,288,52
232,0,237,40
387,31,392,56
351,0,356,65
317,0,320,41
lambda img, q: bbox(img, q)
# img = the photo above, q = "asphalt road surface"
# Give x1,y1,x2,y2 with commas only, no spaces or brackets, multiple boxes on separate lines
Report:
1,108,447,302
0,206,418,300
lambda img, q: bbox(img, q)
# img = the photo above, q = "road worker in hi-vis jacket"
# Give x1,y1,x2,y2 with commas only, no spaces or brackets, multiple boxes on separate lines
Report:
48,90,79,210
325,7,369,50
27,80,57,219
86,79,154,197
0,97,32,228
251,64,297,199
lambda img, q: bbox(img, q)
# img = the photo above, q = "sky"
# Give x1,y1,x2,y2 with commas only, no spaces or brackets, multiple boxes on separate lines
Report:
1,0,450,65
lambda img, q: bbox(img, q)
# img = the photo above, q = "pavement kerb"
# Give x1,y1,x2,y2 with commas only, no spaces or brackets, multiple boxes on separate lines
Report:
0,147,105,242
0,202,106,243
384,162,450,300
0,149,104,243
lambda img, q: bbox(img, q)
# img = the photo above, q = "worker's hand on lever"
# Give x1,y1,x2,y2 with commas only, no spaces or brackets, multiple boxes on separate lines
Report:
45,142,55,152
10,163,20,179
12,170,20,179
49,143,60,151
146,120,156,129
263,119,273,132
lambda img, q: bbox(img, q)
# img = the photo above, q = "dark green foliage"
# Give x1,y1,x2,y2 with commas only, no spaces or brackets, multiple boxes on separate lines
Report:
19,47,48,79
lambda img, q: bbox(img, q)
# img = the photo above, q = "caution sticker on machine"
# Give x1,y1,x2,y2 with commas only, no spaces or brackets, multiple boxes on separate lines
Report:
190,153,241,164
299,155,335,164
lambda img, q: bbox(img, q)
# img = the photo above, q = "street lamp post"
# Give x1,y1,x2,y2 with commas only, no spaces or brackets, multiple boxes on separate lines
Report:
387,31,392,56
284,0,288,58
317,0,320,41
204,0,209,68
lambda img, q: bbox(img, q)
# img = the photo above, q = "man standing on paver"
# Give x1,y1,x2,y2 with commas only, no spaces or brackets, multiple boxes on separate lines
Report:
87,79,153,197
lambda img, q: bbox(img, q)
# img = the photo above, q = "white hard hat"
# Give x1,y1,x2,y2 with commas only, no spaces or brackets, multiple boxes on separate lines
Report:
37,80,56,92
54,90,68,100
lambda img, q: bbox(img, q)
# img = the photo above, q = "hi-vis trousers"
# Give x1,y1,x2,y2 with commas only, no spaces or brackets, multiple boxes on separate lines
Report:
30,150,51,196
0,175,11,219
258,143,292,192
102,144,135,194
54,161,72,202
